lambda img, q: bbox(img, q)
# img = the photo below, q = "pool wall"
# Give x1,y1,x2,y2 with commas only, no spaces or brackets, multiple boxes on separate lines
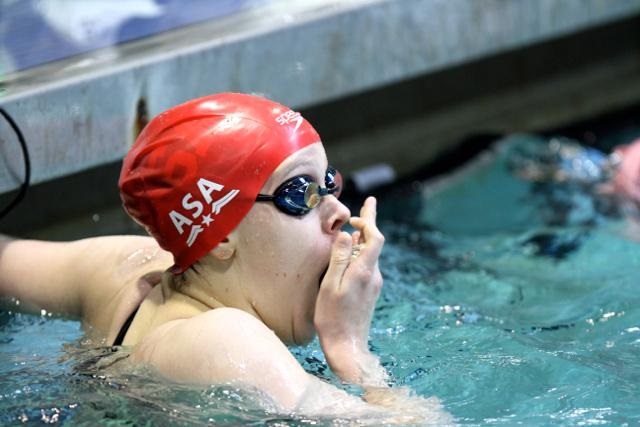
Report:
1,0,640,236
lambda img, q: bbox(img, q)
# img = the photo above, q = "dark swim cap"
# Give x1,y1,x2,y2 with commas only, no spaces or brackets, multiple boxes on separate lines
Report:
119,93,320,273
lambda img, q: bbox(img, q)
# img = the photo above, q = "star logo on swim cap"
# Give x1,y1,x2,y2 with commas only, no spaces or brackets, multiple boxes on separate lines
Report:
201,214,213,226
167,178,239,248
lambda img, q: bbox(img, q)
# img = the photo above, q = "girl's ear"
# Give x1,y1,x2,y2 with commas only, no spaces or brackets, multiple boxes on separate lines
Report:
210,236,235,261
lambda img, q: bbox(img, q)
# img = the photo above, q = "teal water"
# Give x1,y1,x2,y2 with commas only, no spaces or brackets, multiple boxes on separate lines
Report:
1,135,640,425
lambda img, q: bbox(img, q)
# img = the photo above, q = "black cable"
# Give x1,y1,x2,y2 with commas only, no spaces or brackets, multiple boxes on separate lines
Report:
0,107,31,218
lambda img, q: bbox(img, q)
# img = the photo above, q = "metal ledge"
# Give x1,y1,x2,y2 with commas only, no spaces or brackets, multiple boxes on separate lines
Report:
1,0,640,194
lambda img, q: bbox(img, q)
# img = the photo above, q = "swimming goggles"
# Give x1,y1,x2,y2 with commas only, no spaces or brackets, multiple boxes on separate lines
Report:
255,166,342,216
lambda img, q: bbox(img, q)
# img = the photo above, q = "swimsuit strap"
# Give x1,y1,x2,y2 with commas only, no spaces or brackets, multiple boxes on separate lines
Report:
112,305,140,346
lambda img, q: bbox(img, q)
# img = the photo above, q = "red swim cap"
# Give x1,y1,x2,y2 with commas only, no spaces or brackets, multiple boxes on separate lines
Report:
119,93,320,273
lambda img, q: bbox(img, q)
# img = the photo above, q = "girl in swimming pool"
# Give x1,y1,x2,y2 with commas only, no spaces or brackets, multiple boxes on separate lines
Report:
0,93,452,424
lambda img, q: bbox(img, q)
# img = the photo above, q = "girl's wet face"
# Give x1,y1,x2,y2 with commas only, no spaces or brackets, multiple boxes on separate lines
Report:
233,143,350,345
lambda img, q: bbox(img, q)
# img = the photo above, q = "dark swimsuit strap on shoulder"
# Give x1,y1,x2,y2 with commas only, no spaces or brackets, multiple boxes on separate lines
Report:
112,306,140,346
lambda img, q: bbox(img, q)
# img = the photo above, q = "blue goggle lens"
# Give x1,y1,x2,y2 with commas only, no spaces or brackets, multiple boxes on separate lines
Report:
256,166,342,216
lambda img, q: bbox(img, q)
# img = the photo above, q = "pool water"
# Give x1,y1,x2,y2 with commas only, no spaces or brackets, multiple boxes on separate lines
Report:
2,134,640,425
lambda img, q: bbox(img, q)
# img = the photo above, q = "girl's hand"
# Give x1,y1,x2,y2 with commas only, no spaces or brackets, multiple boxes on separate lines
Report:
314,196,386,386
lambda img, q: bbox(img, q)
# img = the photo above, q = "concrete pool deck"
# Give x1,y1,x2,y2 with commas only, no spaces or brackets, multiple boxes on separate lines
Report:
1,0,640,235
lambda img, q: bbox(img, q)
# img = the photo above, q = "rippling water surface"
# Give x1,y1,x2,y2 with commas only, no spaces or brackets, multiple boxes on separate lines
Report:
2,135,640,425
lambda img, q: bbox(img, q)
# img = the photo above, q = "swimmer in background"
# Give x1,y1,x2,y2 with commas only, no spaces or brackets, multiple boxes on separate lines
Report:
0,93,452,424
601,138,640,203
505,134,640,243
509,135,640,203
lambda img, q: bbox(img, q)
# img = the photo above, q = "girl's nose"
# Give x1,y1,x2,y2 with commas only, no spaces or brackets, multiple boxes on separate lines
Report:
321,196,350,234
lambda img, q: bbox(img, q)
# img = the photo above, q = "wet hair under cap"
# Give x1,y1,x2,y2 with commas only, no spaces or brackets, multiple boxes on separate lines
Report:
119,93,320,273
